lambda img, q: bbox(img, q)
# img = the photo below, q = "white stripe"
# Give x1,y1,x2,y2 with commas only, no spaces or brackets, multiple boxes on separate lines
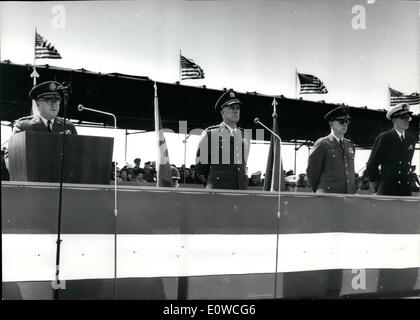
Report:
2,233,420,282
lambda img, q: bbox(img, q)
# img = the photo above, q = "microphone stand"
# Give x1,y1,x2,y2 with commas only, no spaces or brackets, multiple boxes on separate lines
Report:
53,85,70,300
255,114,283,299
78,105,118,299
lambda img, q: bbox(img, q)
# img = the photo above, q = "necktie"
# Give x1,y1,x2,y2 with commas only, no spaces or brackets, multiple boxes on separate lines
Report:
47,120,52,132
401,135,405,143
339,139,344,151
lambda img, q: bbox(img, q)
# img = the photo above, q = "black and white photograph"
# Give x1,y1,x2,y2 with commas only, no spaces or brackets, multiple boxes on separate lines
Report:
1,0,419,306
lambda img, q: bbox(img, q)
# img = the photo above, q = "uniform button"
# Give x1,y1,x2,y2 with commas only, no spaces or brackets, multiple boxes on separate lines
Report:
327,187,331,190
236,154,240,157
347,180,350,183
407,182,410,184
398,181,401,184
399,161,402,164
398,171,401,174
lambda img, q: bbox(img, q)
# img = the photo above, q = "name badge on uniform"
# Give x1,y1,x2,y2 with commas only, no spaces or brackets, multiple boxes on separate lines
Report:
59,130,72,135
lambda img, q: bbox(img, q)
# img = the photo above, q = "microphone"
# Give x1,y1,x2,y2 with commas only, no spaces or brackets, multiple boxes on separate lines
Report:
78,104,84,112
254,117,282,142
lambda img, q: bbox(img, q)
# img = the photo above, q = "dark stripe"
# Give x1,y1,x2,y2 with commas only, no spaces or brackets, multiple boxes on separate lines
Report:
3,268,419,299
2,183,420,234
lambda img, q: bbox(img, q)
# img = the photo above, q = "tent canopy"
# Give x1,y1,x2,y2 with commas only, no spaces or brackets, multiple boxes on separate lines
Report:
1,62,418,148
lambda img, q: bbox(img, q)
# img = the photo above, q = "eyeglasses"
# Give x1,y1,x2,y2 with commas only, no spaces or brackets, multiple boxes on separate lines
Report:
394,115,412,121
224,104,241,111
38,98,61,104
337,119,350,125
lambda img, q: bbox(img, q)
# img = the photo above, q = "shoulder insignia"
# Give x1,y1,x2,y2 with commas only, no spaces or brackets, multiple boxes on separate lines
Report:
15,115,34,122
205,125,220,131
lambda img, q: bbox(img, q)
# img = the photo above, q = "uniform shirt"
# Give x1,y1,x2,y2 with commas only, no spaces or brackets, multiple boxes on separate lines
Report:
39,115,55,129
12,114,77,135
366,128,416,196
195,122,250,190
306,133,356,194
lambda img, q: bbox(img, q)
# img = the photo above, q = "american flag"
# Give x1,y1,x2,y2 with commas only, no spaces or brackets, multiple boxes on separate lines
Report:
35,31,62,59
298,73,328,94
389,87,419,106
180,55,205,80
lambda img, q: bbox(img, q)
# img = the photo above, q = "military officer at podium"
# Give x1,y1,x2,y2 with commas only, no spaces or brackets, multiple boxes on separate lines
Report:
12,81,77,135
366,103,416,196
306,106,356,194
195,89,250,190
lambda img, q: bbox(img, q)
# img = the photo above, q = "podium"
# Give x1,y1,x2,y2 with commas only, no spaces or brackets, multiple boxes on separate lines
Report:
8,131,114,184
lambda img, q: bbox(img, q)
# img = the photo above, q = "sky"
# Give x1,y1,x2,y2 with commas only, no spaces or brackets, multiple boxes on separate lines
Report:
1,0,419,175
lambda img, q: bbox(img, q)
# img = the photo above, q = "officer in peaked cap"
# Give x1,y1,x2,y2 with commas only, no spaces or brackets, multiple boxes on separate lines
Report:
306,105,356,298
366,102,417,295
323,105,351,121
367,103,415,196
214,89,242,113
307,106,356,195
195,89,250,190
385,102,413,120
12,81,77,135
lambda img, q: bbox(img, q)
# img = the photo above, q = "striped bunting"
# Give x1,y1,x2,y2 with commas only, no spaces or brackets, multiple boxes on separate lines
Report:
35,32,62,59
389,87,419,106
180,55,205,80
298,73,328,94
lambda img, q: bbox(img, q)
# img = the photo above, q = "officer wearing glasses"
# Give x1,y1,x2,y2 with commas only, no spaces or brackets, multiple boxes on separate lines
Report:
366,103,415,196
306,106,356,194
195,89,250,190
12,81,77,135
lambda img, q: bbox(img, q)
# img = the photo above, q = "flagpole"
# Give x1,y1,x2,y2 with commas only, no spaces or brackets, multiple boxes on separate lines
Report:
295,68,298,99
179,49,182,83
387,83,390,108
32,28,39,115
154,82,160,187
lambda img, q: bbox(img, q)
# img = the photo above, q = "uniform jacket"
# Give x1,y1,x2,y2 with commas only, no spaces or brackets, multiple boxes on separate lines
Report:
196,122,250,190
12,114,77,135
306,134,356,194
366,129,416,196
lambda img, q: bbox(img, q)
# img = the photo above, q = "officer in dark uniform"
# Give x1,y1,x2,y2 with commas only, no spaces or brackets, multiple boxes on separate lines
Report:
366,103,418,296
366,103,416,196
306,106,356,194
195,89,250,190
12,81,77,135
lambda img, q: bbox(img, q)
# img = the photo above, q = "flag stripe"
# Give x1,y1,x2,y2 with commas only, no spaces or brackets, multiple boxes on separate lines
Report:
180,55,205,80
3,183,420,235
35,31,62,59
389,87,419,106
3,233,420,282
298,73,328,94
